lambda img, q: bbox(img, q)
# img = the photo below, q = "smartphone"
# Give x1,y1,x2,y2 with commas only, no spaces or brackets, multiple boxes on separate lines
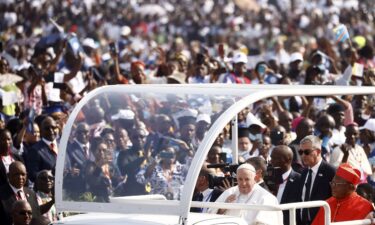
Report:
109,42,118,55
257,64,267,76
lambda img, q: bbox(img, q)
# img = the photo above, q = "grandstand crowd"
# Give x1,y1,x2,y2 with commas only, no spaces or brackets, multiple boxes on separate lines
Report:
0,0,375,225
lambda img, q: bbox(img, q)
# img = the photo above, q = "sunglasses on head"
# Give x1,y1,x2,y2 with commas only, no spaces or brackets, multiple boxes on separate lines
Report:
298,149,315,156
18,210,32,216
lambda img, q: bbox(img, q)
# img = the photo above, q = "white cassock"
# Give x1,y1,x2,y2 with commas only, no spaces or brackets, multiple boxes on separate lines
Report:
210,184,283,225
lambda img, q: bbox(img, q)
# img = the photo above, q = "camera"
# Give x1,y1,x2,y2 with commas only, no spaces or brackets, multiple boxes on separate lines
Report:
264,165,283,192
206,163,242,188
209,175,236,189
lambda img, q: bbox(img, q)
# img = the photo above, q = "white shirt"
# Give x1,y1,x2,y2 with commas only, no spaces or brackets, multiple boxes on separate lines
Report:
302,159,322,201
9,184,26,200
75,139,90,153
330,144,372,175
211,184,283,225
277,168,292,203
331,127,346,146
1,155,14,173
201,188,214,213
42,138,57,148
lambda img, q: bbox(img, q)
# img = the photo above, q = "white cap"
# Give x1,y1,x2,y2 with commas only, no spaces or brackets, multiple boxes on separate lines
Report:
82,38,98,49
232,52,248,64
174,108,198,119
196,114,211,124
111,109,135,120
246,112,266,129
360,119,375,132
120,26,131,36
289,52,303,63
237,163,256,173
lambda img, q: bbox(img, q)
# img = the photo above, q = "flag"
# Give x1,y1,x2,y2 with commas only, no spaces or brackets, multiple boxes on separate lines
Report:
333,24,350,43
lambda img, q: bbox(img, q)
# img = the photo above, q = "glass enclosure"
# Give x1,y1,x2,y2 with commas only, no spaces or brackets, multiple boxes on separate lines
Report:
60,86,246,203
56,84,375,217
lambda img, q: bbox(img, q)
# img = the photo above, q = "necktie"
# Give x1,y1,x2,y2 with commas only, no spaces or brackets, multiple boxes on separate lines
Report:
83,146,89,159
17,190,23,200
50,143,58,155
302,169,313,222
198,193,204,212
198,193,204,201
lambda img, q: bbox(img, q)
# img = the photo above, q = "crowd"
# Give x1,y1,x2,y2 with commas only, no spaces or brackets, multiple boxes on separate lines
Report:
0,0,375,225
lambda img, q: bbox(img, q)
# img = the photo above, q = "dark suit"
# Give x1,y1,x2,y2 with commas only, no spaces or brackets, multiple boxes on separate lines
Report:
0,184,41,225
27,140,57,182
190,188,222,212
67,141,95,170
280,170,301,225
296,161,336,225
0,153,24,187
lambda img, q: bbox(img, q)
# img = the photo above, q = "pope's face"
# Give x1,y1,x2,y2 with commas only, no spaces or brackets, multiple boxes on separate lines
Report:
236,169,256,195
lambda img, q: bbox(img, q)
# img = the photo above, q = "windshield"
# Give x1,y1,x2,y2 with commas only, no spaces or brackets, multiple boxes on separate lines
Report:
56,84,375,217
60,85,245,203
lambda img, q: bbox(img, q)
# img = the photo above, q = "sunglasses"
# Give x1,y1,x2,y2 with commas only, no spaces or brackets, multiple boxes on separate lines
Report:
18,210,32,216
298,149,315,156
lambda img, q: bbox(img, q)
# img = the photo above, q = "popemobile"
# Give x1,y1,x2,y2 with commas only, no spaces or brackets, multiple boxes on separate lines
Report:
54,84,375,225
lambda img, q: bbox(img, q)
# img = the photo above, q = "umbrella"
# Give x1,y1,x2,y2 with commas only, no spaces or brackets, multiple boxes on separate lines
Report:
136,4,167,16
0,73,23,87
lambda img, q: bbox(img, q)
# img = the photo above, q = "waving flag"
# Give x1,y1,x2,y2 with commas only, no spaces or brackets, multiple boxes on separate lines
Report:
333,24,350,43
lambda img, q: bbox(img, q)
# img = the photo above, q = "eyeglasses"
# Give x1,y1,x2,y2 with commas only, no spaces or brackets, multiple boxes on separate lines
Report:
298,149,315,156
18,210,32,216
330,181,349,187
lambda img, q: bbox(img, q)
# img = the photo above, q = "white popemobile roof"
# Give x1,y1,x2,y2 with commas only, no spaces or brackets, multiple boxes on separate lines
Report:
55,84,375,225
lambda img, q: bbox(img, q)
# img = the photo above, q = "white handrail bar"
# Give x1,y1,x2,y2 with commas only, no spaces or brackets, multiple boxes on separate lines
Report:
332,219,374,225
189,200,328,210
190,200,331,225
